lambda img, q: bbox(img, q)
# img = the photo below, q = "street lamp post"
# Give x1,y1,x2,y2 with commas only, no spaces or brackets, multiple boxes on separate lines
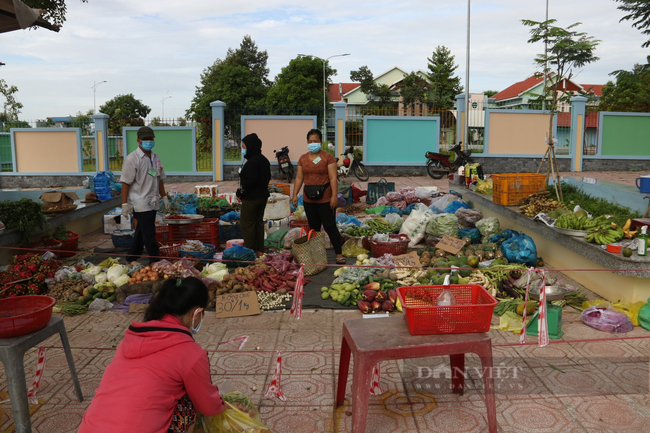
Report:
92,80,107,114
298,53,350,138
161,96,172,121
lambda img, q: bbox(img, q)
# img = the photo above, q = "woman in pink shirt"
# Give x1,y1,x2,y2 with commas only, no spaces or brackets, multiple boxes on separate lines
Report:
79,277,225,433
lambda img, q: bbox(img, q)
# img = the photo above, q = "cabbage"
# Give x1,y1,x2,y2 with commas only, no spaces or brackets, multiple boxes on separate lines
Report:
107,264,128,283
113,274,130,287
202,262,227,277
426,213,458,237
81,265,102,276
476,217,501,242
95,273,108,284
206,269,228,281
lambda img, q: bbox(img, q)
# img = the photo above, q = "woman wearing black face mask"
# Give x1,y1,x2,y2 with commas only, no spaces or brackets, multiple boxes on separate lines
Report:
238,133,271,256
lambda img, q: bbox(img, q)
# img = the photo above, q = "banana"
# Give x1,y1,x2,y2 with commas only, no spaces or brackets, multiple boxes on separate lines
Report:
625,230,638,239
623,219,632,232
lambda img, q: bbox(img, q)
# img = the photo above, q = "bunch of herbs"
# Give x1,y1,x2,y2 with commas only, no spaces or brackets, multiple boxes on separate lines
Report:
0,198,50,245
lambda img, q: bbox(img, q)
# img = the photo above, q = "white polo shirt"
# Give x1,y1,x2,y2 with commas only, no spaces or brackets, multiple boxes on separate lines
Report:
120,147,167,212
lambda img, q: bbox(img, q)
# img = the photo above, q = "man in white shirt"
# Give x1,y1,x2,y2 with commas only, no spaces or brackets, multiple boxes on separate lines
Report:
121,126,169,263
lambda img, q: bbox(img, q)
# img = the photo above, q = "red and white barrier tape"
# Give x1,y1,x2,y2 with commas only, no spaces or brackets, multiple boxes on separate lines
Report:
369,363,382,395
264,351,286,401
520,268,549,347
0,347,46,405
217,336,248,350
290,265,305,320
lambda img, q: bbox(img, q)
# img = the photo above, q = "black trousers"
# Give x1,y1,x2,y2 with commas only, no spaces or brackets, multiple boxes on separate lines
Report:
127,210,159,264
303,201,342,255
240,198,267,252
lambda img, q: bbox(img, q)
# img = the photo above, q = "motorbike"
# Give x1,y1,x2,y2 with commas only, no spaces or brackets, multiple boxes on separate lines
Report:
273,146,294,182
331,145,369,181
425,142,474,179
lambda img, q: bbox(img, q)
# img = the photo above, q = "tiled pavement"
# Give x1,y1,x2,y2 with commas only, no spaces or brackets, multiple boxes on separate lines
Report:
3,171,650,432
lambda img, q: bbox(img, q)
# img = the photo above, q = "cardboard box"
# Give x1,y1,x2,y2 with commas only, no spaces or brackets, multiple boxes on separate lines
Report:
103,207,132,234
40,191,79,212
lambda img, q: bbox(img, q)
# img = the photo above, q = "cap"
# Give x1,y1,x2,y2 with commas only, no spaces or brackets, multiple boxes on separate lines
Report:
137,126,155,140
81,192,100,203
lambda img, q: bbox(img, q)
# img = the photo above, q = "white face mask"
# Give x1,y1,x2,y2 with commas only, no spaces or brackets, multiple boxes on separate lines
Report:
190,309,204,334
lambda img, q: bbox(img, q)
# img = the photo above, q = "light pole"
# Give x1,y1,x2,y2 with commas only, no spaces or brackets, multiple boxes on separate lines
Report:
92,80,107,114
161,96,172,121
464,0,470,149
298,53,350,138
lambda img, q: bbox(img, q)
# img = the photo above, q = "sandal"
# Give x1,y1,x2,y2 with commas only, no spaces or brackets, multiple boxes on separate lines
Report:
336,256,346,265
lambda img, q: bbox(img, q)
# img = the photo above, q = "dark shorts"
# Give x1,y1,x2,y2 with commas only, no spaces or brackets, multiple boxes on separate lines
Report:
168,394,196,433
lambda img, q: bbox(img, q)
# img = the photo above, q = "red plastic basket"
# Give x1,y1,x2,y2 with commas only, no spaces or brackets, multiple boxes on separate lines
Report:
289,219,311,229
158,241,182,258
0,296,56,338
26,239,63,257
397,285,498,335
168,218,220,246
370,234,409,257
43,231,79,258
155,224,170,242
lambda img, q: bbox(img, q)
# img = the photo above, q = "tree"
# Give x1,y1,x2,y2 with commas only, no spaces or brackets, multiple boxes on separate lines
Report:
614,0,650,48
349,66,394,107
599,55,650,111
399,72,431,110
427,46,463,110
99,94,151,134
522,19,600,199
484,90,499,98
266,56,335,109
23,0,88,28
0,80,23,120
186,35,270,121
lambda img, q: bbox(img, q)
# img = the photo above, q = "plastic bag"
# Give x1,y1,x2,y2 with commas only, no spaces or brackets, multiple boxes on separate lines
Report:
415,187,437,199
581,300,611,310
337,193,347,207
476,217,500,242
283,228,304,249
430,194,459,213
489,229,520,245
290,194,303,212
443,200,469,214
220,211,240,222
222,245,257,268
293,206,306,220
399,203,435,247
401,203,415,215
342,239,369,258
426,213,458,237
384,213,404,230
365,206,387,215
455,208,482,228
612,300,646,327
475,179,493,194
581,305,634,333
491,311,527,334
88,298,114,312
501,234,537,267
380,206,402,216
201,393,269,433
638,300,650,331
457,227,481,244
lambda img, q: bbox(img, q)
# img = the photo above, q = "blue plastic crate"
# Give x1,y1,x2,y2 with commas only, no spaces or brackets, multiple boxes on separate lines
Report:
179,244,215,262
219,223,243,242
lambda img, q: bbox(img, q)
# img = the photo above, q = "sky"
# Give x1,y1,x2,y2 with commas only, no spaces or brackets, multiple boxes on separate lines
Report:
1,0,648,121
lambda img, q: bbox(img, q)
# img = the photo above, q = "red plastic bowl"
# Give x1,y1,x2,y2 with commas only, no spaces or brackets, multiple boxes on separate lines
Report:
0,296,56,338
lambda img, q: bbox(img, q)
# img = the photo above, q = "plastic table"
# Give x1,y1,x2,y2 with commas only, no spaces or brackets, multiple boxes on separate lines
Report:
335,317,497,433
0,317,83,433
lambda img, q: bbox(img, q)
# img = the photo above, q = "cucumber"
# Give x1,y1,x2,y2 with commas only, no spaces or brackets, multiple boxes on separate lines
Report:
106,295,116,302
82,294,93,303
87,287,99,295
92,292,103,300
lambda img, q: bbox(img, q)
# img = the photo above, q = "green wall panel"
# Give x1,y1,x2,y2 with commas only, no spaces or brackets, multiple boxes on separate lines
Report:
601,115,650,156
126,128,194,172
365,117,439,164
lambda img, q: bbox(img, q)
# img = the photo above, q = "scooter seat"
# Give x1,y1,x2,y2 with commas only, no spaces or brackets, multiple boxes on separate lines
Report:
426,152,447,158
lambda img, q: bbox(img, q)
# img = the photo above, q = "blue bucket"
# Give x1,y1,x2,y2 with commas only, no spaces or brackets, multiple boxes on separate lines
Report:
636,176,650,194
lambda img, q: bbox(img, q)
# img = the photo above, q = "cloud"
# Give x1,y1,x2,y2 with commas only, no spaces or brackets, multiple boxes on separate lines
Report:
0,0,647,120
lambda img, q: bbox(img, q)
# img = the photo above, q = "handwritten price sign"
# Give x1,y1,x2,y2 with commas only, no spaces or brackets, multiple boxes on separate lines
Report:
435,235,466,255
393,251,421,268
215,291,261,319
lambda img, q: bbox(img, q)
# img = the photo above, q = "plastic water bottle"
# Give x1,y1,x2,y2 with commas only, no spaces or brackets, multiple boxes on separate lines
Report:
437,274,457,306
93,171,112,201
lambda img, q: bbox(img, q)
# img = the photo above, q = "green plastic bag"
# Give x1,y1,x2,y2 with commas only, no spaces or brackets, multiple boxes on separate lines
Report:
365,206,387,215
264,228,289,249
637,299,650,331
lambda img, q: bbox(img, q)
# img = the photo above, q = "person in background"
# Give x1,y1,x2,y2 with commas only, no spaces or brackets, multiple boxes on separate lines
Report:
292,128,345,264
121,126,170,264
78,277,225,433
238,133,271,256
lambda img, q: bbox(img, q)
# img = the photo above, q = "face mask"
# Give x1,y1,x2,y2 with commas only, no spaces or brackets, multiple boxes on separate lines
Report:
308,143,321,153
141,140,155,151
241,147,247,157
190,309,204,334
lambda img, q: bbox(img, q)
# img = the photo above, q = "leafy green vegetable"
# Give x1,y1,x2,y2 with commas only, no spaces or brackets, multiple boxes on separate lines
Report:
0,198,50,244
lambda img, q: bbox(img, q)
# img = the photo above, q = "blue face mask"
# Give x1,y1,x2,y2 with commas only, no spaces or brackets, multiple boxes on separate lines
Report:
141,140,155,151
190,309,204,334
241,146,247,158
308,143,321,153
